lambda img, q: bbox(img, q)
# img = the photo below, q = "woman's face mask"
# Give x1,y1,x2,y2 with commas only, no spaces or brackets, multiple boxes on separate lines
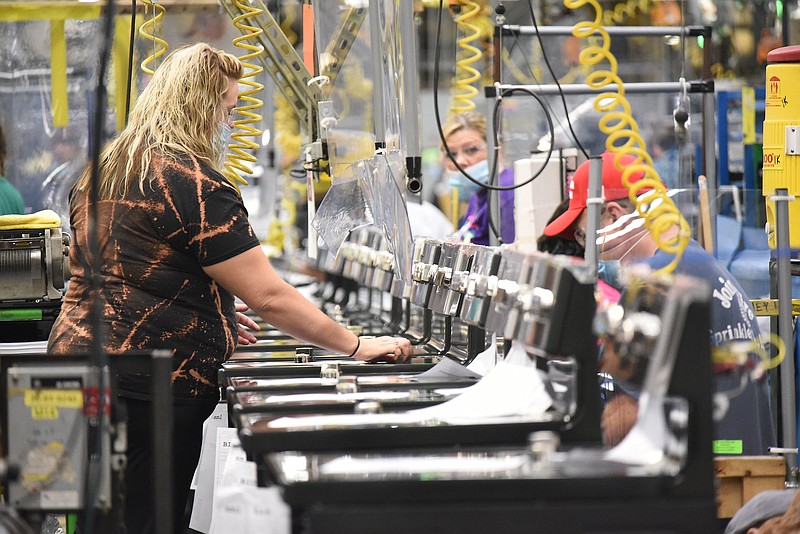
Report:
215,121,233,156
447,159,490,201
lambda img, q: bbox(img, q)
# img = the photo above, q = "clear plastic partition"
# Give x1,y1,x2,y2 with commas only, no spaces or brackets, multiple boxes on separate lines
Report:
370,0,402,151
312,163,374,255
487,92,703,189
312,1,372,134
312,1,414,278
312,0,402,154
371,152,413,281
0,19,96,225
626,187,782,301
0,11,248,225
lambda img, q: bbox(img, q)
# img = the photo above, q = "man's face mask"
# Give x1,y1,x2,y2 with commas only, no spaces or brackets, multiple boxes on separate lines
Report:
597,259,623,291
596,211,649,262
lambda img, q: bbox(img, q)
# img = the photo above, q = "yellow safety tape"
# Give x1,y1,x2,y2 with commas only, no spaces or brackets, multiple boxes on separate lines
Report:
50,19,68,127
0,4,101,22
113,15,134,131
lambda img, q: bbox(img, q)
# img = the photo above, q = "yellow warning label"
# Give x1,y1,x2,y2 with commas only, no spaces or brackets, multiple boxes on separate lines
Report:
24,389,83,409
766,75,783,108
752,299,800,316
31,406,59,420
763,150,784,170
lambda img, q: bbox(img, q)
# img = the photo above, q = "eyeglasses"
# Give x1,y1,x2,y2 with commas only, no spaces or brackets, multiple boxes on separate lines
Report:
443,144,486,160
573,204,609,247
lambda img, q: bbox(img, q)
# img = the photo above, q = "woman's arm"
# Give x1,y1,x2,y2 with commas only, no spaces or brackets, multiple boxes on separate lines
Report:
203,246,412,361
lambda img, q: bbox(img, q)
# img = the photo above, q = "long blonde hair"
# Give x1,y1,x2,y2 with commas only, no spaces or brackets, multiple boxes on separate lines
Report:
75,43,243,198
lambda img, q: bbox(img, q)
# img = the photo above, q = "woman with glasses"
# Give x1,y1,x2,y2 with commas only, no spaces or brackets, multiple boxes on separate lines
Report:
441,111,515,245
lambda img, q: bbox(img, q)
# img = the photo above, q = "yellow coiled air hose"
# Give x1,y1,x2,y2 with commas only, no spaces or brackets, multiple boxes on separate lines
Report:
548,0,652,87
222,0,266,189
450,0,483,114
602,0,650,25
570,0,785,387
138,0,167,76
565,0,690,275
341,62,374,132
711,333,786,376
579,0,652,92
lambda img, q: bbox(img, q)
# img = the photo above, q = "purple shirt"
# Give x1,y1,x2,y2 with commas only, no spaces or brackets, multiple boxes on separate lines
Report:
462,167,515,245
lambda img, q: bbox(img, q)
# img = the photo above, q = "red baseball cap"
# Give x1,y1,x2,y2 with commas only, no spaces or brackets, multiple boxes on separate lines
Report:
543,151,647,239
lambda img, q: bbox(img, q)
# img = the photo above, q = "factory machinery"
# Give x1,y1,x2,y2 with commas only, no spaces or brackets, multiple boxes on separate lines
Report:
223,230,719,534
0,214,70,343
0,2,762,532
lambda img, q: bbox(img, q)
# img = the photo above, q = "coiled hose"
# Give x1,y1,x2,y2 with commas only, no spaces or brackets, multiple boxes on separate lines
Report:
568,0,785,375
502,0,649,86
138,0,167,76
602,0,650,25
578,0,652,92
450,0,483,114
222,0,266,189
565,0,690,275
712,333,786,375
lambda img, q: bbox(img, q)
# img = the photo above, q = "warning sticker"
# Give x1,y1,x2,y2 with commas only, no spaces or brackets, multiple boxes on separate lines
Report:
766,75,784,108
31,406,60,420
763,150,783,170
24,389,82,407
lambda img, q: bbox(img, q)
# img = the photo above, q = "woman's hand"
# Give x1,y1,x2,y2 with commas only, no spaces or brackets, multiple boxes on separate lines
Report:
353,336,414,363
235,303,260,345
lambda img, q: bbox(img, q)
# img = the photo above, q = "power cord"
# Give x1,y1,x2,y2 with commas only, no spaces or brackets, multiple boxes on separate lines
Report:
433,2,555,193
81,0,118,531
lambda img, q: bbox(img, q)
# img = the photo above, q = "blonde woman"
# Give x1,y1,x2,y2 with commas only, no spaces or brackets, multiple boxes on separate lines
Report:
48,43,412,533
441,111,515,244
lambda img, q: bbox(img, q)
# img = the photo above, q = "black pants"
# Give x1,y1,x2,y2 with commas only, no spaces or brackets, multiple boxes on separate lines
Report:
121,396,218,534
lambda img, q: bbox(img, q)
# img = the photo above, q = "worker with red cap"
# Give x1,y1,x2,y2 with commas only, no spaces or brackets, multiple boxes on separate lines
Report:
548,151,774,457
543,151,653,267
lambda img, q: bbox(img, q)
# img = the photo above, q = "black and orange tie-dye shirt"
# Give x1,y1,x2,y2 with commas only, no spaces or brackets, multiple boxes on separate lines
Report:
47,155,260,401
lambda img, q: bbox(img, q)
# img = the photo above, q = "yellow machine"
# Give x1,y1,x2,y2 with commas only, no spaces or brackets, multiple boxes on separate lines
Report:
762,45,800,248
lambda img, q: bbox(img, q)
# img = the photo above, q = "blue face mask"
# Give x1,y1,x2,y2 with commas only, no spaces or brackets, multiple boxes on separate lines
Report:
215,122,233,156
597,259,623,291
447,159,490,201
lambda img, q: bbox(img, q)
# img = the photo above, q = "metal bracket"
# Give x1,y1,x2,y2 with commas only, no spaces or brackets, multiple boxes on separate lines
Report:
319,6,367,87
222,0,323,131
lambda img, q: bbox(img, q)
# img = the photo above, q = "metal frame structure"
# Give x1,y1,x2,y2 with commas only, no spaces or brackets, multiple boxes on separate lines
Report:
489,23,716,248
